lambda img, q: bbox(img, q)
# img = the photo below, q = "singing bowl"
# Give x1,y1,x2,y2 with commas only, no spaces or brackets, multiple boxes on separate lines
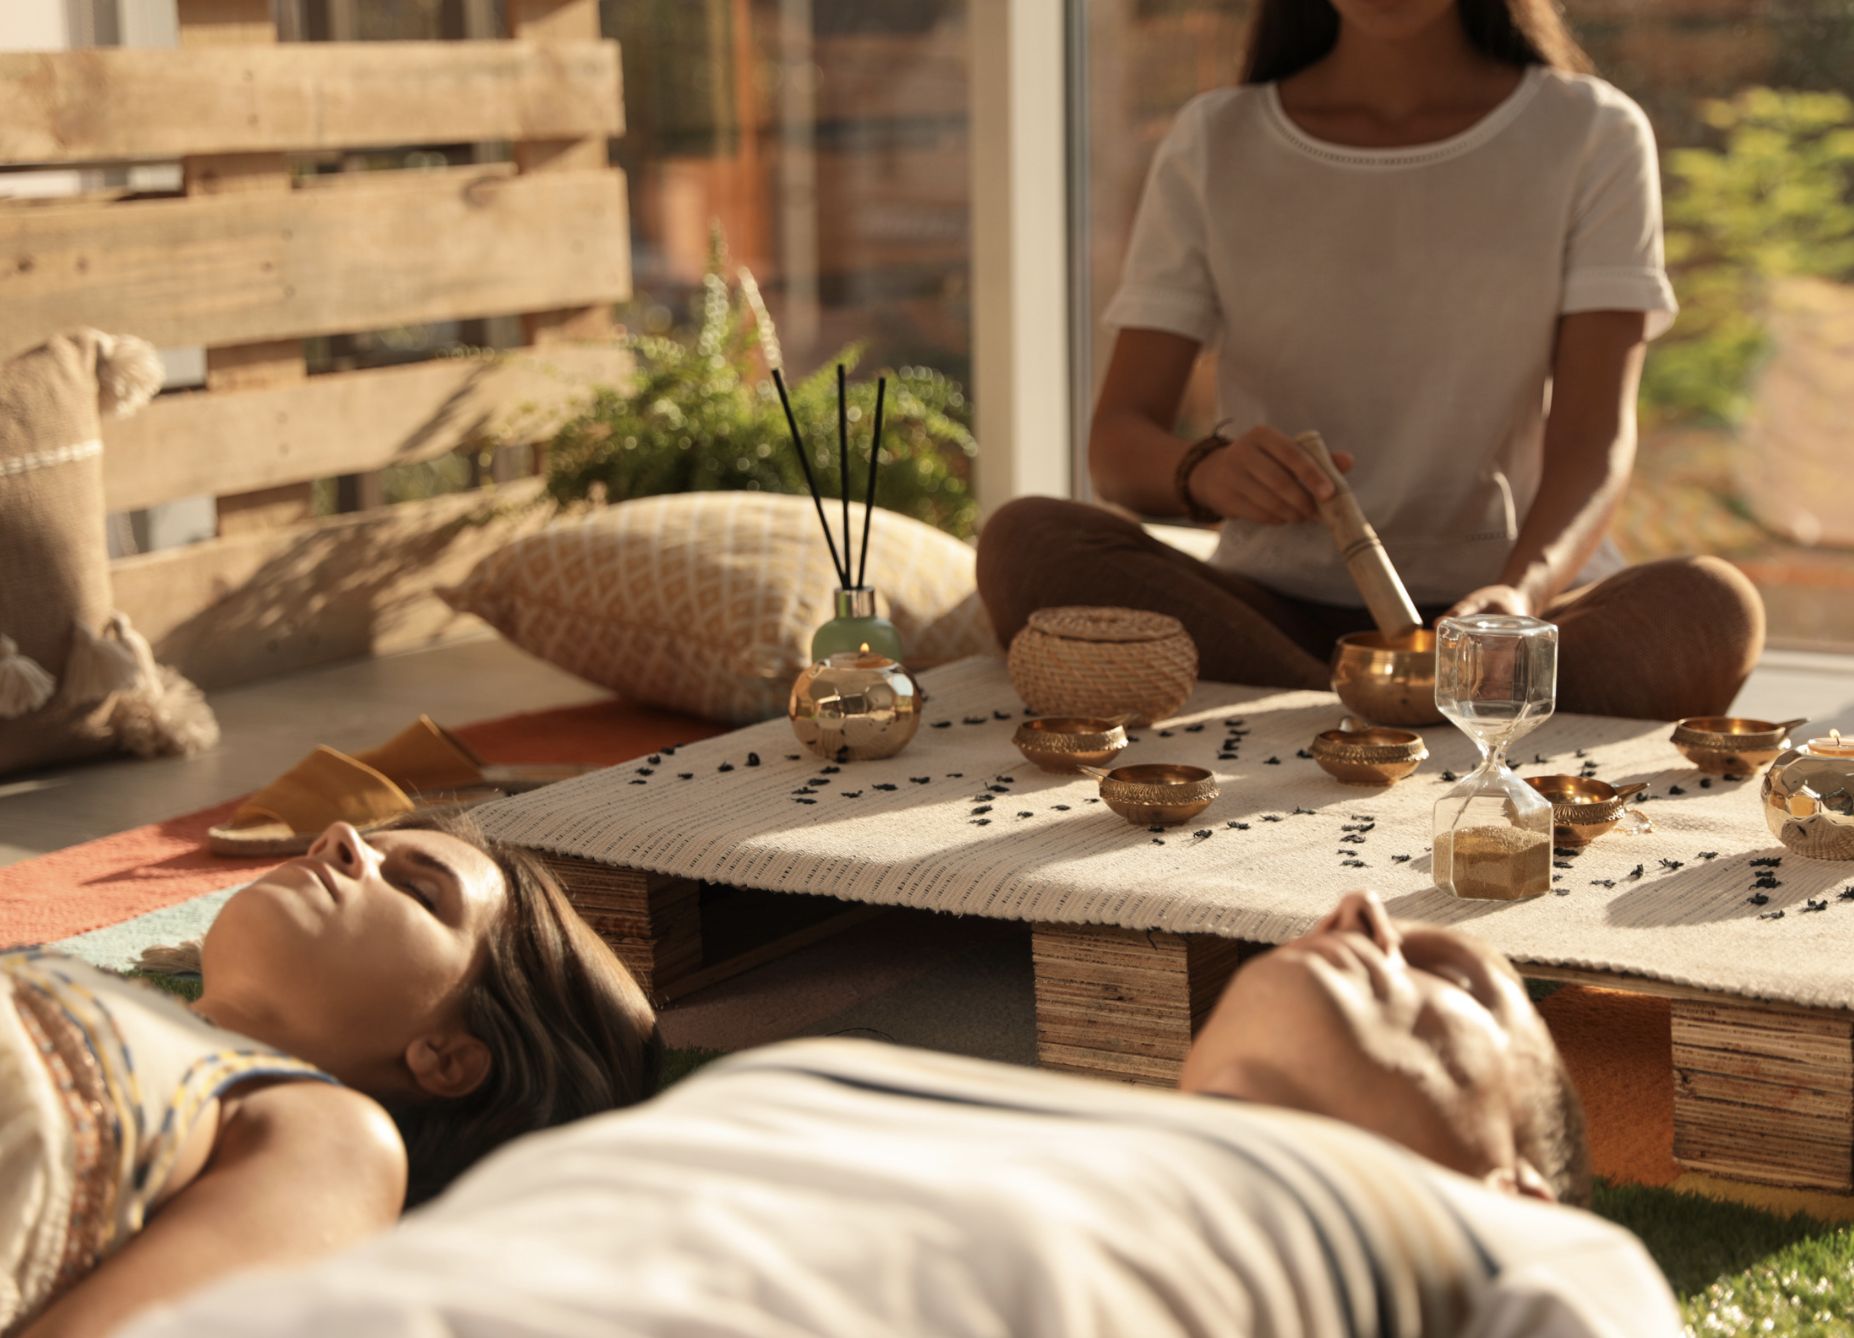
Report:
1308,725,1428,786
1012,716,1130,773
1078,762,1219,827
1761,747,1854,860
1670,716,1807,776
1525,775,1648,847
1330,630,1443,727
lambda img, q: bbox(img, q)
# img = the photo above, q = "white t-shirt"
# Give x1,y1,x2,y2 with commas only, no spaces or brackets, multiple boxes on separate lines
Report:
122,1040,1681,1338
1103,67,1678,606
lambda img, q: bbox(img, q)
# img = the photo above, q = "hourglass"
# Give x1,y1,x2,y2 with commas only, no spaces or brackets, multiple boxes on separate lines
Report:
1433,615,1558,900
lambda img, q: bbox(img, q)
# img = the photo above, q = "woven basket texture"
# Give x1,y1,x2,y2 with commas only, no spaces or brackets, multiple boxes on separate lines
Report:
1006,606,1198,726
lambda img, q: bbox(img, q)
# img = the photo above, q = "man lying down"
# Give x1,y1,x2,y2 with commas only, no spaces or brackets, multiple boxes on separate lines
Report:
122,892,1678,1337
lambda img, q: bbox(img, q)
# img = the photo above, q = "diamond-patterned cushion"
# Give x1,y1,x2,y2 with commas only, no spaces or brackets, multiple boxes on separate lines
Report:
439,492,995,724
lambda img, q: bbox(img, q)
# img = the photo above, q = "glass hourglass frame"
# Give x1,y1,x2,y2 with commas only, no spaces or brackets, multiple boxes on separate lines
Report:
1432,615,1559,901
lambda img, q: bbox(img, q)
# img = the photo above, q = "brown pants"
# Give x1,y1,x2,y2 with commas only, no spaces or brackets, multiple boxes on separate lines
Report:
976,497,1766,720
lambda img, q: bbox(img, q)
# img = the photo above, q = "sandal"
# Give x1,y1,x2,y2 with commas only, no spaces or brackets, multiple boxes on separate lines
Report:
351,716,593,796
206,747,480,857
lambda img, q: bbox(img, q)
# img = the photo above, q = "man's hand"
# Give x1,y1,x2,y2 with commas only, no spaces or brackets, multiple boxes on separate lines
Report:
1443,584,1535,620
1186,426,1356,524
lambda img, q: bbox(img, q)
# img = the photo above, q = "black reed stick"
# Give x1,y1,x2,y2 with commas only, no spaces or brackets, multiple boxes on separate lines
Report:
771,368,848,588
836,364,851,589
856,376,886,589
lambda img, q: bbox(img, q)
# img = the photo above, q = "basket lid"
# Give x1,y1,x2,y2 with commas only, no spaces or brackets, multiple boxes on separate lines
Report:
1024,606,1187,645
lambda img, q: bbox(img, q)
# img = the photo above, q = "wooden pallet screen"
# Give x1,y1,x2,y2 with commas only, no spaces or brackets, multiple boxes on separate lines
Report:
0,0,628,688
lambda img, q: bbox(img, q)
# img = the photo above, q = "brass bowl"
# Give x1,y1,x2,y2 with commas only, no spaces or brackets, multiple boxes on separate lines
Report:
1079,762,1219,827
1012,716,1130,773
1670,716,1807,776
1525,775,1648,847
1309,725,1428,786
1330,630,1443,727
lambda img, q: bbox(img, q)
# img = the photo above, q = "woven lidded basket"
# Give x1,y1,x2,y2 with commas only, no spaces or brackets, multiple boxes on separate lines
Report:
1006,606,1198,727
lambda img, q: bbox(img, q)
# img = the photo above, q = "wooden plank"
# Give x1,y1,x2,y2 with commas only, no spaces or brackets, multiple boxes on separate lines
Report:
1518,961,1854,1017
102,345,626,513
1669,995,1854,1191
0,43,621,166
0,169,630,362
510,0,614,347
108,476,553,689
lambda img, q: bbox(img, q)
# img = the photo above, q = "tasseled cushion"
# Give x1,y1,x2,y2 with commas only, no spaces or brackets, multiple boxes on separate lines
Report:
0,330,218,776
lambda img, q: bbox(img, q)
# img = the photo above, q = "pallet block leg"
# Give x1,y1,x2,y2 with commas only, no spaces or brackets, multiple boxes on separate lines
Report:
533,853,701,1005
1671,996,1854,1192
1032,922,1251,1087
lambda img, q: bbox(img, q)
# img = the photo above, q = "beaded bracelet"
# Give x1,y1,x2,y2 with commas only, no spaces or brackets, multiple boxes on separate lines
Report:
1173,432,1231,524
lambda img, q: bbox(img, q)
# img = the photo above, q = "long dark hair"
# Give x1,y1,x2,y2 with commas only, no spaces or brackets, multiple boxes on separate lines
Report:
1241,0,1591,84
389,814,662,1207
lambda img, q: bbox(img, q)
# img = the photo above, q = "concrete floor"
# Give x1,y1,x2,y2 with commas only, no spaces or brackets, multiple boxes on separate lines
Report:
0,636,608,867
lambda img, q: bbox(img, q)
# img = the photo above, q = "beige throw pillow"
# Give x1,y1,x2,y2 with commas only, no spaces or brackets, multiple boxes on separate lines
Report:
440,491,996,724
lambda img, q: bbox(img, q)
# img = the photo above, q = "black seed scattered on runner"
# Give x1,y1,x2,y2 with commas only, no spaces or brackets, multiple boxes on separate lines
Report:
947,773,964,779
1341,834,1366,845
1149,826,1166,833
1591,879,1615,888
910,777,931,784
1554,860,1572,869
1627,865,1644,880
1660,859,1684,872
795,798,816,805
1159,730,1174,738
1750,857,1782,867
636,767,654,776
746,753,761,767
1699,777,1712,788
1053,804,1071,811
1017,811,1034,819
1342,859,1366,868
821,766,841,774
1264,756,1281,765
792,788,816,796
1024,707,1037,716
1555,888,1571,896
987,784,1010,794
1391,854,1412,863
1803,899,1829,913
971,818,991,826
873,783,897,791
931,721,952,729
629,779,647,786
1192,829,1212,841
1533,754,1549,765
1553,875,1563,883
662,746,678,755
971,805,992,816
1293,806,1315,816
1442,770,1458,782
1697,851,1719,860
678,773,694,780
1084,798,1100,804
841,791,862,798
1227,821,1250,830
1668,785,1685,796
1218,754,1238,761
1554,848,1580,859
809,778,831,786
963,716,986,725
1152,838,1165,845
1261,814,1283,822
717,763,734,773
994,711,1013,721
1759,910,1785,920
1754,875,1781,889
648,754,661,765
1297,749,1314,759
787,754,802,761
1575,748,1587,758
1186,724,1205,733
1749,892,1770,905
1839,886,1854,901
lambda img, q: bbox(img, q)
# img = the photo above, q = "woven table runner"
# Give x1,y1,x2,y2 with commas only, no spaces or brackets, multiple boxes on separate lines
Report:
480,657,1854,1009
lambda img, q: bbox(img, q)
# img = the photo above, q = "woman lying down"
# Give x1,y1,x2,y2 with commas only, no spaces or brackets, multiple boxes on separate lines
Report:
2,817,660,1338
100,886,1675,1335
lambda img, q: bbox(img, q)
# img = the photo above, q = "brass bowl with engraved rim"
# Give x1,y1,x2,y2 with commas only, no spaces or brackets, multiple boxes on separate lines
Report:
1078,762,1219,827
1309,724,1428,786
1670,717,1807,776
1012,716,1130,774
1525,774,1648,847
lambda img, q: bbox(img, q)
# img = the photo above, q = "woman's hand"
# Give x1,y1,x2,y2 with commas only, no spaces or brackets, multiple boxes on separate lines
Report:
1442,584,1536,621
1186,426,1356,525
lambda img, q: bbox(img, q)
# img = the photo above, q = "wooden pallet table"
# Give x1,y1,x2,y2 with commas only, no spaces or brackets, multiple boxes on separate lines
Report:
489,658,1854,1194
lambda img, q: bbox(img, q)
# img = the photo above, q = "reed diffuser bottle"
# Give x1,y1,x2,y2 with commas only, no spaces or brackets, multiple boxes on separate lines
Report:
774,364,904,665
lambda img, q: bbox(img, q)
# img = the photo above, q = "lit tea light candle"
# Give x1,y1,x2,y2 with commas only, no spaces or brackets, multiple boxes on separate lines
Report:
1807,729,1854,757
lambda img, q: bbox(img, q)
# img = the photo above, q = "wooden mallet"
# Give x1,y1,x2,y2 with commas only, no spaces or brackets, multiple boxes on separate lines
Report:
1296,430,1422,641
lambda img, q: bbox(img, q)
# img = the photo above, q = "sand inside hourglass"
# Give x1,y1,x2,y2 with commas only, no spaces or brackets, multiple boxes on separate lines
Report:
1435,825,1551,900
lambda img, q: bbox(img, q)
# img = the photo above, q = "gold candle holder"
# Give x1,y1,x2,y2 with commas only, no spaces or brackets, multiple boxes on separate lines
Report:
789,648,922,762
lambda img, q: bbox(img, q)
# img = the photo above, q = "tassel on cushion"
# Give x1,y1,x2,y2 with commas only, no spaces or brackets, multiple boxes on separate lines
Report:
93,333,165,421
62,612,155,706
112,664,220,758
0,635,56,719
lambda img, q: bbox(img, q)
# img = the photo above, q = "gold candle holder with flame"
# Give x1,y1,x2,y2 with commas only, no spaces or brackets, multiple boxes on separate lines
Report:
789,643,922,762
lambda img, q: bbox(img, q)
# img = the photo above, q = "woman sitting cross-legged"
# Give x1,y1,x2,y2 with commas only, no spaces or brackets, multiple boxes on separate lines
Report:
978,0,1765,721
3,815,659,1338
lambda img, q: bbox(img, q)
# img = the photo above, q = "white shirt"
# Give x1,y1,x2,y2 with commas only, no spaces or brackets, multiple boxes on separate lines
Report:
122,1040,1680,1338
1103,68,1678,606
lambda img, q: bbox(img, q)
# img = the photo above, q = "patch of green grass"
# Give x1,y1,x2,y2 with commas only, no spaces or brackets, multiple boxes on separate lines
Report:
1594,1180,1854,1335
657,1045,729,1093
125,969,202,1002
